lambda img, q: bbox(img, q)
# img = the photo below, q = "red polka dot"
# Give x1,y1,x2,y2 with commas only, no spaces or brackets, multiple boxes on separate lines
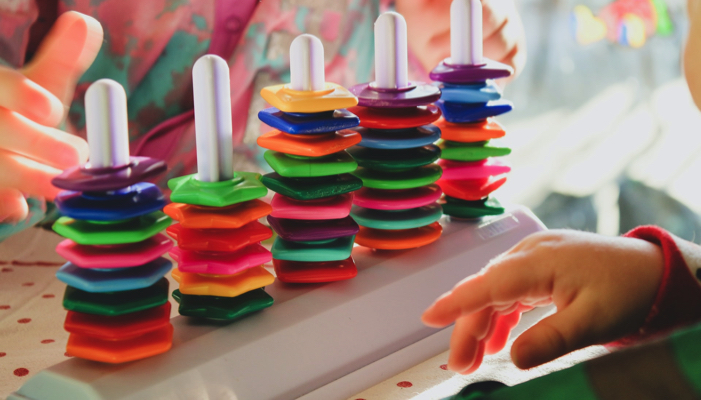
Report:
64,352,72,357
22,282,34,287
440,364,448,370
0,352,6,357
397,381,413,388
0,305,9,310
41,339,55,344
42,294,55,299
1,267,13,272
13,368,29,377
17,318,31,324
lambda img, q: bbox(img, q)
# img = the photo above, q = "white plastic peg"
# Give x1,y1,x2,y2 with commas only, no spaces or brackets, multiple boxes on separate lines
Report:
374,12,409,89
193,54,234,182
85,79,131,169
450,0,483,65
290,34,325,92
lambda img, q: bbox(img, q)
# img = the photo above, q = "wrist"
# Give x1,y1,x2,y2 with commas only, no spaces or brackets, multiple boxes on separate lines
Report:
612,226,701,347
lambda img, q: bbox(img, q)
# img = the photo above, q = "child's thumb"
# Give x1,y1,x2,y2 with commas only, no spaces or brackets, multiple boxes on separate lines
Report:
22,11,103,109
0,188,28,223
510,302,595,369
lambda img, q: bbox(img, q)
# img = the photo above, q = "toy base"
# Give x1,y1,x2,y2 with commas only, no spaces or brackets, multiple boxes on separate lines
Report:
11,206,544,400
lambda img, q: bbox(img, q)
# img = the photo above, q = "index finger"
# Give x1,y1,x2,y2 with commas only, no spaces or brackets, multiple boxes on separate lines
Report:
481,0,516,39
421,254,553,327
22,11,103,106
0,68,64,126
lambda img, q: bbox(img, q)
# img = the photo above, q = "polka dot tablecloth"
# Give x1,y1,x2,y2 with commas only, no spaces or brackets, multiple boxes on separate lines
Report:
0,228,607,399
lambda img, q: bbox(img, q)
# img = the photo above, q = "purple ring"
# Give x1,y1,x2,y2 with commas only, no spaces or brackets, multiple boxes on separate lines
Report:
429,58,513,84
350,81,441,108
52,156,167,192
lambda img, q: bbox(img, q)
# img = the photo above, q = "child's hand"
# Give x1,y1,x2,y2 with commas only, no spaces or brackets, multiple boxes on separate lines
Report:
398,0,526,77
0,11,102,223
422,230,665,374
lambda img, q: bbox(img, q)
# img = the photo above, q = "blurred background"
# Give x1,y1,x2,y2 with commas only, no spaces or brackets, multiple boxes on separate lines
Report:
496,0,701,241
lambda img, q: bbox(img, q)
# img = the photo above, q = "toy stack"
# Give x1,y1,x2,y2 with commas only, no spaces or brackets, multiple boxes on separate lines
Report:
165,55,275,320
430,0,514,219
258,34,362,283
347,12,444,250
52,79,173,363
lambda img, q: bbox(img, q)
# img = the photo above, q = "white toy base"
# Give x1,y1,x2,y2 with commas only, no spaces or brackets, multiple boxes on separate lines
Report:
10,206,545,400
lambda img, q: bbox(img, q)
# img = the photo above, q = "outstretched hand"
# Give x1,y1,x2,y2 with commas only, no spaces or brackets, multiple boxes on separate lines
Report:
0,11,103,223
422,230,665,374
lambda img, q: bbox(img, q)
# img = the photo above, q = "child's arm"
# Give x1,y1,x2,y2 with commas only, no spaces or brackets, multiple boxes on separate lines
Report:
0,12,101,223
685,0,701,110
397,0,526,77
422,228,701,374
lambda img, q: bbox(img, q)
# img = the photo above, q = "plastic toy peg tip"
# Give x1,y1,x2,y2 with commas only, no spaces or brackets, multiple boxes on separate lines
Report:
290,34,326,92
374,12,409,89
193,54,234,182
84,79,130,170
450,0,483,66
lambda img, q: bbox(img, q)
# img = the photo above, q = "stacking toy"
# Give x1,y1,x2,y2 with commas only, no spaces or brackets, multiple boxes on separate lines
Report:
348,12,444,250
430,0,514,219
258,34,362,283
51,79,173,364
164,55,274,321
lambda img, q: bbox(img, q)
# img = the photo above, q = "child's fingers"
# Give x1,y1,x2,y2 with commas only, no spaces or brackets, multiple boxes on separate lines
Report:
0,68,64,126
463,341,486,374
482,0,512,38
485,310,522,355
422,256,552,327
448,308,496,373
0,188,29,223
0,149,62,200
497,42,526,78
0,108,89,169
481,0,526,76
511,300,596,369
22,11,103,106
483,19,526,75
